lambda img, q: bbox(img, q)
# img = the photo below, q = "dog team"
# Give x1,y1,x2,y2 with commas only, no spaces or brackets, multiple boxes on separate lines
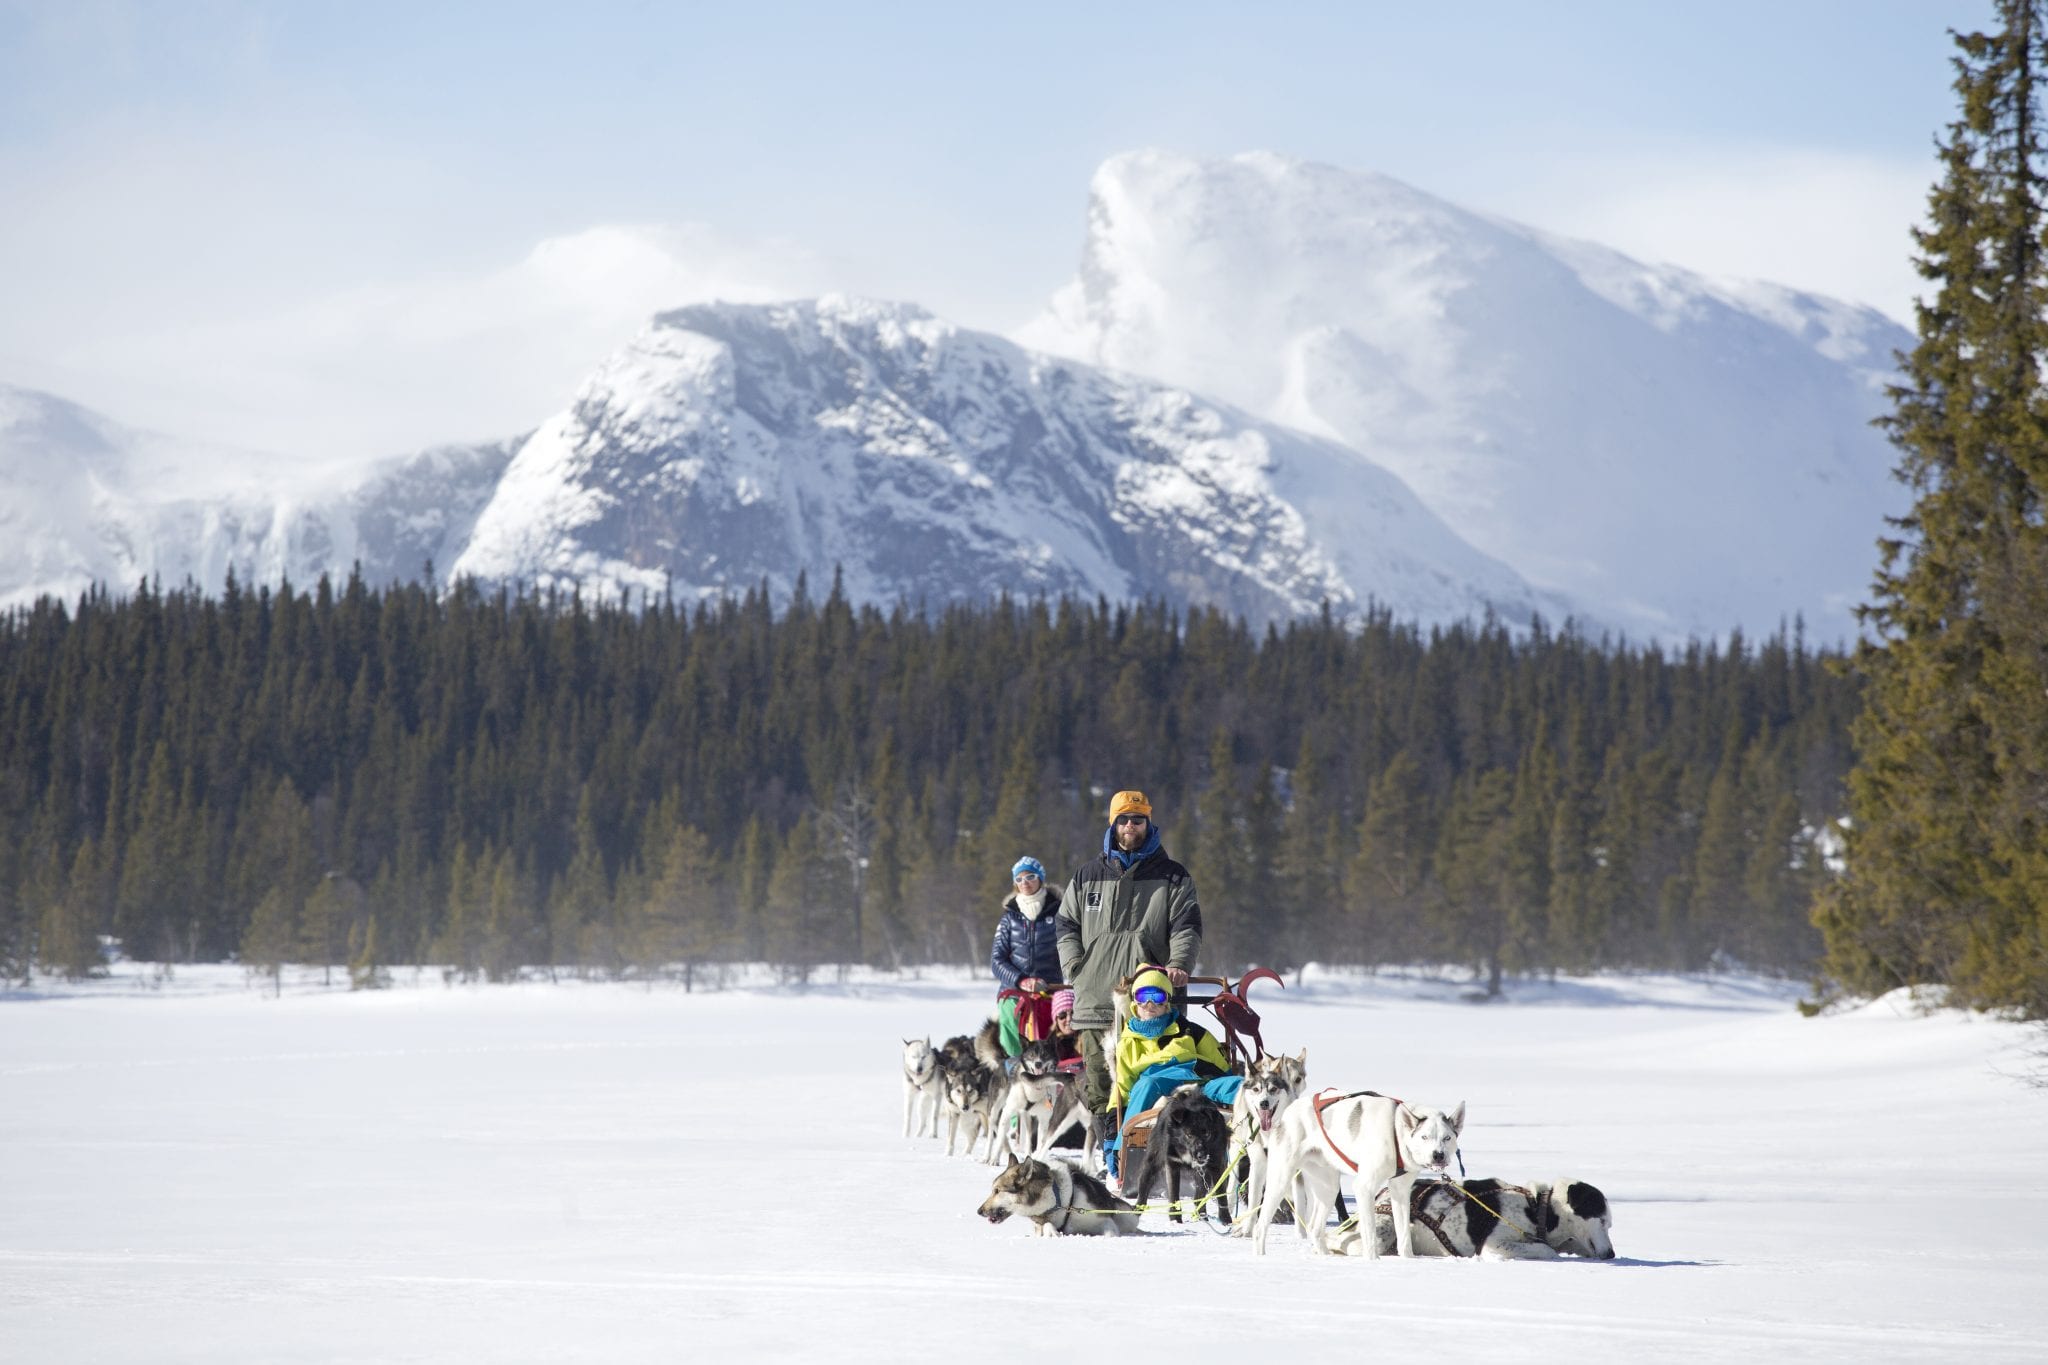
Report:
910,1020,1614,1258
904,788,1617,1258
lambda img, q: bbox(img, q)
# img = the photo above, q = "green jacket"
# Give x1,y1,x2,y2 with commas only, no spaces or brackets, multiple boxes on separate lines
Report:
1054,836,1202,1031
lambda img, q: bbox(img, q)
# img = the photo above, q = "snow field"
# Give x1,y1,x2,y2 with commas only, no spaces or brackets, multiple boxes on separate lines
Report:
2,965,2045,1362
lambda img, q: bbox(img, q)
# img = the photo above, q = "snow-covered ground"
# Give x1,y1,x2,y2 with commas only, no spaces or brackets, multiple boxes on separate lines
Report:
3,964,2044,1362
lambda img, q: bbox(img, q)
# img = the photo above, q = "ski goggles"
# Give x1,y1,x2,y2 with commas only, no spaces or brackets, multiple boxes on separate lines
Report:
1132,985,1170,1005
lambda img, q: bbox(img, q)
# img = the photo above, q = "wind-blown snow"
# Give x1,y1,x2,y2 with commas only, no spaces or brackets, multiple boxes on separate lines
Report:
1021,151,1914,643
3,965,2043,1362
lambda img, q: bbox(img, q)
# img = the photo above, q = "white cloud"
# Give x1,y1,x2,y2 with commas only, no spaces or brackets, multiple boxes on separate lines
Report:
1478,148,1932,325
15,222,837,466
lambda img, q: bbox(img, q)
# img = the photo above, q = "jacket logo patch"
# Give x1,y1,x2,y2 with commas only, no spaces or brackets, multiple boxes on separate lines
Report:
1086,891,1101,907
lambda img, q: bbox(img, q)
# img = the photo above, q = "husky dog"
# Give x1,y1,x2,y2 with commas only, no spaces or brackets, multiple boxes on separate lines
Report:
941,1058,1002,1158
972,1016,1006,1072
991,1039,1068,1163
978,1157,1140,1237
1229,1049,1307,1236
902,1037,942,1138
1344,1177,1616,1260
937,1032,978,1078
1132,1085,1234,1225
1253,1091,1466,1258
1035,1074,1104,1171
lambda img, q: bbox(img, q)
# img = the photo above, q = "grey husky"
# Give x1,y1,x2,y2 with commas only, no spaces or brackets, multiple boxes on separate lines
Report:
1228,1048,1306,1236
1345,1176,1617,1260
978,1157,1140,1237
941,1058,1002,1158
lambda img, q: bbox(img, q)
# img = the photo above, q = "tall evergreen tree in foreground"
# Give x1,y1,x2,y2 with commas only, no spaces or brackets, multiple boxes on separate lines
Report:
1817,1,2048,1015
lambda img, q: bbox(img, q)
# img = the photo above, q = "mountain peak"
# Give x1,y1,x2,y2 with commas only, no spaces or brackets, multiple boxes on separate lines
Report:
449,298,1549,630
1024,150,1911,642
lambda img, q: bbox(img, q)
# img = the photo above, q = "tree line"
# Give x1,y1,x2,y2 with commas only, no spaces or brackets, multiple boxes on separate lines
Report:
0,567,1856,990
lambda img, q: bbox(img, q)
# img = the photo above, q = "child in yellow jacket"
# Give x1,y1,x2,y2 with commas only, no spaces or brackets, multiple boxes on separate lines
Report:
1112,967,1230,1114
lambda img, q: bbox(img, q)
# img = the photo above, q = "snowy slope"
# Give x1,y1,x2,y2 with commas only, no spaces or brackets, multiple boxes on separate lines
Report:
0,382,349,608
0,381,516,608
3,965,2043,1363
452,296,1557,630
1021,151,1914,643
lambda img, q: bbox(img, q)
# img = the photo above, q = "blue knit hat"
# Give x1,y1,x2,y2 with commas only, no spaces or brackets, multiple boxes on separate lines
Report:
1011,856,1046,881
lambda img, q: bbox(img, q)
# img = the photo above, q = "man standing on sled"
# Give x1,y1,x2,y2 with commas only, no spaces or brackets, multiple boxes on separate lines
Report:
1054,790,1203,1121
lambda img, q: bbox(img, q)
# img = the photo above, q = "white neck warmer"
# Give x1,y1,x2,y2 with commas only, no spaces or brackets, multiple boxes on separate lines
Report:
1015,888,1048,920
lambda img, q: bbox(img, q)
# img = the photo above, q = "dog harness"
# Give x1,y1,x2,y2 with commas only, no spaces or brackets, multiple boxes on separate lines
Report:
1372,1178,1456,1252
1310,1089,1403,1177
1043,1168,1130,1233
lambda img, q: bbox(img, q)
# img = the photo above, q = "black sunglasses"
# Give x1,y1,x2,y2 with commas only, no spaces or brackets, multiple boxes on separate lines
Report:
1113,813,1148,826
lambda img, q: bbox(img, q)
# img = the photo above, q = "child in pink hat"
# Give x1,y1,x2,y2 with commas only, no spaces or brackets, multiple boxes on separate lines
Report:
1049,987,1080,1069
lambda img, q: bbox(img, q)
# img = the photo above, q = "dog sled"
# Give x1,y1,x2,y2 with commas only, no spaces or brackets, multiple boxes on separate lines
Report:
1111,967,1284,1197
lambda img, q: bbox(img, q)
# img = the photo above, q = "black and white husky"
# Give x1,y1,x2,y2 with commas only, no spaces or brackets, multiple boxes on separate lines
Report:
902,1037,942,1139
1229,1049,1307,1236
1132,1085,1234,1225
1345,1176,1617,1260
978,1157,1140,1237
991,1039,1068,1164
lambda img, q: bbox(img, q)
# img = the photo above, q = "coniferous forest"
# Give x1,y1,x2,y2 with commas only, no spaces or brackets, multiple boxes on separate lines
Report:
0,570,1855,989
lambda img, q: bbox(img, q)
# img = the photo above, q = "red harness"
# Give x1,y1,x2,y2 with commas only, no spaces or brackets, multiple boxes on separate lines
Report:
1310,1089,1405,1177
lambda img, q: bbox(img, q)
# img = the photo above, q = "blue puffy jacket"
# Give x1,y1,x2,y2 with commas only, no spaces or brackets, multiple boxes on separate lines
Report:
989,888,1064,991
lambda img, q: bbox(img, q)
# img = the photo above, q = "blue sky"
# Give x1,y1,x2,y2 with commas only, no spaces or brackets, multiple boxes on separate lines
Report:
0,1,1990,460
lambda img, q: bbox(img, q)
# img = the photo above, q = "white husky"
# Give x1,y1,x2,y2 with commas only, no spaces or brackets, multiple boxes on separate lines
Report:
1228,1049,1307,1237
902,1037,942,1138
1252,1090,1466,1258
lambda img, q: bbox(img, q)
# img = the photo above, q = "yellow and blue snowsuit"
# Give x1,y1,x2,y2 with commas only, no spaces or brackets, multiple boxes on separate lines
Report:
1112,1010,1230,1114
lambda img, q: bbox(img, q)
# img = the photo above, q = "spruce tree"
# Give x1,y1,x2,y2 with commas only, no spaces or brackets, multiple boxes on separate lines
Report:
1818,2,2048,1013
1346,751,1434,964
241,886,297,997
39,838,108,981
638,823,724,990
349,913,389,990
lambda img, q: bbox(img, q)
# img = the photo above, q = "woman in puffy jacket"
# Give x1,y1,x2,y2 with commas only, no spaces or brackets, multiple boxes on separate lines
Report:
990,856,1063,993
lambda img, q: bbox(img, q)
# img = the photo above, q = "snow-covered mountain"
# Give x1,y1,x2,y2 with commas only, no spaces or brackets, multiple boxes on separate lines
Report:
0,382,514,609
451,297,1553,629
1020,151,1914,642
3,304,1552,632
3,151,1918,638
